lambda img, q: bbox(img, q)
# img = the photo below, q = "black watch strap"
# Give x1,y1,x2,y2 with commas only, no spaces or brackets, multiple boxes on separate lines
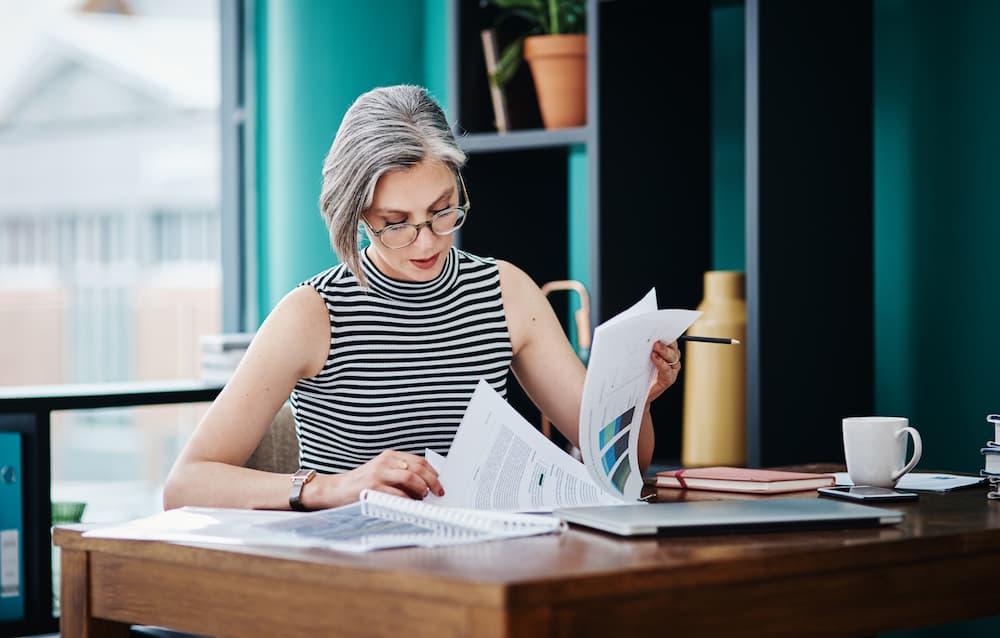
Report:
289,469,317,511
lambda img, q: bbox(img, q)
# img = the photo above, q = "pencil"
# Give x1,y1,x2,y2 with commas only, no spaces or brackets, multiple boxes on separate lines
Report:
679,336,741,345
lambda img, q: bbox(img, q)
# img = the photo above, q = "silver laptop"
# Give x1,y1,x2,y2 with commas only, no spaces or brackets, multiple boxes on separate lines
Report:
553,497,905,536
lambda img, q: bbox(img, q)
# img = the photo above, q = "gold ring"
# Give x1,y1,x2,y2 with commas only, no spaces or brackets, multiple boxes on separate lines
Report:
668,360,681,368
398,460,409,470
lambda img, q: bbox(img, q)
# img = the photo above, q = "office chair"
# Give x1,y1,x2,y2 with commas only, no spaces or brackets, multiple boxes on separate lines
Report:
243,401,298,474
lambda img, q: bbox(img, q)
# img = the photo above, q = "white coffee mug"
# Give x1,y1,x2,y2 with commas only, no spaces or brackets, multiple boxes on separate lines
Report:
842,416,923,488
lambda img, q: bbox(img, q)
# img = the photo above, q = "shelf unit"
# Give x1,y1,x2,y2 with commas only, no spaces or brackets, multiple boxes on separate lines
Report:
448,0,712,459
448,0,876,467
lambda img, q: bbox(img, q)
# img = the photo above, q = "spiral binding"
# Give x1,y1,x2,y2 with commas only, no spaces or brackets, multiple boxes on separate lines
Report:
359,490,567,537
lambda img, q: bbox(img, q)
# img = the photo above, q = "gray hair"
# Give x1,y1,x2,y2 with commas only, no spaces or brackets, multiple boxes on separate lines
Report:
319,85,467,287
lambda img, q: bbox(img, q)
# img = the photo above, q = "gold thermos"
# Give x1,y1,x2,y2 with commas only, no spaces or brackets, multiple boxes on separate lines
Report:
681,271,747,467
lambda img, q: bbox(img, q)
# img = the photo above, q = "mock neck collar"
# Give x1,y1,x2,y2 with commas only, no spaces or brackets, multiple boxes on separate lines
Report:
359,246,460,301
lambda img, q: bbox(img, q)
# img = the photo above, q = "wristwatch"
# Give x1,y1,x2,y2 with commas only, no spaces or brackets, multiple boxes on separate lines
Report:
289,468,317,511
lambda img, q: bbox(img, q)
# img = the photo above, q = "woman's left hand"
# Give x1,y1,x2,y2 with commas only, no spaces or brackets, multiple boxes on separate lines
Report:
648,340,682,403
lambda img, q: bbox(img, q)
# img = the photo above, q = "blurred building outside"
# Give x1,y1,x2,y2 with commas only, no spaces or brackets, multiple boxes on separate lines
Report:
0,0,222,525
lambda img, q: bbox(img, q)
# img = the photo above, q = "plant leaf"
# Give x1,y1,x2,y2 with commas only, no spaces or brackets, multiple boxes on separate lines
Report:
484,0,585,43
492,38,525,87
490,0,545,11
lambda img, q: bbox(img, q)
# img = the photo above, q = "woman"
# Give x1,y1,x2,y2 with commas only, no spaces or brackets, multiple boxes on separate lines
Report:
163,85,681,511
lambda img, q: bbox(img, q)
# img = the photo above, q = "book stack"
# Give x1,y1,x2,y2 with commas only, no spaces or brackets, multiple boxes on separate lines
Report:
199,333,253,384
982,414,1000,500
653,466,836,495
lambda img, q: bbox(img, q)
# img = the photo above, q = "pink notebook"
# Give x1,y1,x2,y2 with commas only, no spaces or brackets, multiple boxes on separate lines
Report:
655,467,835,494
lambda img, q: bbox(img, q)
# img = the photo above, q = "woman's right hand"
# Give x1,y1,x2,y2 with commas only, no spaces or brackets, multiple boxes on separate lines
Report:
311,450,445,508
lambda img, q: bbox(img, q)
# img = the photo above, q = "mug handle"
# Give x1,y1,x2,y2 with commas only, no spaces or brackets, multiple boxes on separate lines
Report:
891,426,923,481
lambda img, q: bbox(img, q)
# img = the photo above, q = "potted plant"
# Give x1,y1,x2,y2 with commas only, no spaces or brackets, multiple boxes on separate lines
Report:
485,0,587,130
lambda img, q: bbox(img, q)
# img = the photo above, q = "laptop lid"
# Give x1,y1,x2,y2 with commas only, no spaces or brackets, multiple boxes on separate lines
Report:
553,497,905,536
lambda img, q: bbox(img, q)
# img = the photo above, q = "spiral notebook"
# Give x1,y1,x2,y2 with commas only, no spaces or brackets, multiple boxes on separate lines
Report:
257,490,566,552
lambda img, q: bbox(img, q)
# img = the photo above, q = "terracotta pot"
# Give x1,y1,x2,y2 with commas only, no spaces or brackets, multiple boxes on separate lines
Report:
523,34,587,130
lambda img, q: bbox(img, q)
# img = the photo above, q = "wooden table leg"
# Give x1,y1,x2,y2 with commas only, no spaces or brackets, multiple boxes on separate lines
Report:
59,547,130,638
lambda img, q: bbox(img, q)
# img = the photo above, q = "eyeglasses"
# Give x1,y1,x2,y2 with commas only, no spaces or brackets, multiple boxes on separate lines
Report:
364,173,470,249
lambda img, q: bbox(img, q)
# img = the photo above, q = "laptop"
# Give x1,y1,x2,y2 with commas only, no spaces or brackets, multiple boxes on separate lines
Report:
553,497,905,536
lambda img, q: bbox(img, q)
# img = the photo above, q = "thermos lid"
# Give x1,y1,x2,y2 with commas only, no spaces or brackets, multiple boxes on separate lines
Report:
704,271,745,300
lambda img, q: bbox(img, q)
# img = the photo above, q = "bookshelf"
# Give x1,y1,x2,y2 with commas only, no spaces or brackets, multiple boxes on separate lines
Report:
448,0,712,459
448,0,876,468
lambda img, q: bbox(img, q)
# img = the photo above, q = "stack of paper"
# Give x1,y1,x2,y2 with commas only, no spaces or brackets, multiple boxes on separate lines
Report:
832,472,985,492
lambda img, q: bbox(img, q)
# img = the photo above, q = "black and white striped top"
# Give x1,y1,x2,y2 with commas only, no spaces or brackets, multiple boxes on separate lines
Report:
290,246,513,473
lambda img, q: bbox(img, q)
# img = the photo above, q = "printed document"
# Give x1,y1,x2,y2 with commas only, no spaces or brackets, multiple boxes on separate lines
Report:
427,380,623,512
429,289,699,511
82,490,565,553
578,289,700,501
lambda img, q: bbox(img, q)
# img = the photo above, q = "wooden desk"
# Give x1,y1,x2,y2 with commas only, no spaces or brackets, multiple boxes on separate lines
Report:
54,486,1000,638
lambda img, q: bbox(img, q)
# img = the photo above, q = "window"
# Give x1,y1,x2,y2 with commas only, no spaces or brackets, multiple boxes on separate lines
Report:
0,1,221,525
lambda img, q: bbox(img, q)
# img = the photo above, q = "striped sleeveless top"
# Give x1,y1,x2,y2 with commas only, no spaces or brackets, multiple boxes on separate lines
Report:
290,246,513,473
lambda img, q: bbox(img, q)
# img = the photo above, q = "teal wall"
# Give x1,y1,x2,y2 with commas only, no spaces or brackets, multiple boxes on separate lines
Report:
567,144,588,353
254,0,439,321
710,4,745,271
874,0,1000,474
710,0,999,475
876,2,999,635
423,0,449,111
710,8,999,631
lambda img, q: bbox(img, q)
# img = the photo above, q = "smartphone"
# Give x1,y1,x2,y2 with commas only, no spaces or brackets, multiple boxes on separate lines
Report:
818,486,919,502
